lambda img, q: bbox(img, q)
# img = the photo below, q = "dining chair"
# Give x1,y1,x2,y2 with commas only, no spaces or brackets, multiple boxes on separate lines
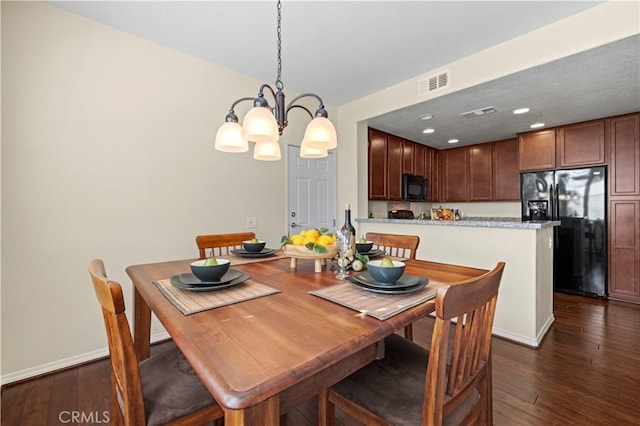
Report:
88,259,224,425
319,262,505,426
365,232,420,339
195,232,256,258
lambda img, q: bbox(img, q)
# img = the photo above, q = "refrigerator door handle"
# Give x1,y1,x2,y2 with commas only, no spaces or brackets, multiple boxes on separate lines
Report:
549,184,556,220
554,185,560,220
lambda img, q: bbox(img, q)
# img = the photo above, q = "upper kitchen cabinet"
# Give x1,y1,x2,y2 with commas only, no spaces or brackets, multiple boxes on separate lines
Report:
492,138,520,201
557,119,606,168
402,140,415,174
518,129,556,171
368,128,388,200
440,146,469,202
413,143,426,176
608,113,640,197
469,143,493,201
387,135,404,200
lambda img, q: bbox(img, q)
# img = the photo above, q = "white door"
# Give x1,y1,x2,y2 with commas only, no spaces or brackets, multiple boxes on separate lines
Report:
287,145,336,234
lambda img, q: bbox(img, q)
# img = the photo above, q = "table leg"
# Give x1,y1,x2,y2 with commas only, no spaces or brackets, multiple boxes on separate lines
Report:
133,286,151,361
224,396,279,426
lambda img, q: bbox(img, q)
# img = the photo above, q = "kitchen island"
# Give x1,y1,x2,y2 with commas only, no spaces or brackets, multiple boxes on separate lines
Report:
356,217,560,347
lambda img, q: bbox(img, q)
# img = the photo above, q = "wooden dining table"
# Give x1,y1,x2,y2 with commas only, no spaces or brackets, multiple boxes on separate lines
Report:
126,255,488,425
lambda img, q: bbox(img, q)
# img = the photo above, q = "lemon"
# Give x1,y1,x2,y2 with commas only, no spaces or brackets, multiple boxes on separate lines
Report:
298,229,307,236
305,229,321,239
303,236,318,246
290,235,305,246
317,235,333,246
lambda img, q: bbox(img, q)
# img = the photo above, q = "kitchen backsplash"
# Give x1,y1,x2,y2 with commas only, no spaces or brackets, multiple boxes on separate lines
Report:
367,201,520,219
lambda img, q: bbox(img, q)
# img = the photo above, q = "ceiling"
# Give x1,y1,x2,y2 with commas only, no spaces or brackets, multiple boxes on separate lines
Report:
48,1,639,149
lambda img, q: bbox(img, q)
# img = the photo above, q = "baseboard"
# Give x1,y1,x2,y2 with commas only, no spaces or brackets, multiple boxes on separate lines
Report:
492,314,554,348
1,331,171,386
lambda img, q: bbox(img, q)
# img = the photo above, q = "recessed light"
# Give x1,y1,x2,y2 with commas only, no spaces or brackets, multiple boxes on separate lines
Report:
448,139,459,144
423,128,435,134
530,122,545,129
419,113,433,120
513,108,530,114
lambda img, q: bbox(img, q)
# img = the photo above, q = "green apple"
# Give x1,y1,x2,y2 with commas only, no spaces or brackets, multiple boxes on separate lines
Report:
380,257,394,268
250,238,259,243
358,236,367,243
203,257,218,266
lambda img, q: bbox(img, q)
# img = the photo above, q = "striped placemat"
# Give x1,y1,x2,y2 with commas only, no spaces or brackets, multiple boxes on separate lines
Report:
309,280,444,321
154,277,280,315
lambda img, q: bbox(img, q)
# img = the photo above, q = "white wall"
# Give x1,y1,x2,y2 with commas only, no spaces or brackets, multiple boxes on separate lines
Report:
0,2,333,382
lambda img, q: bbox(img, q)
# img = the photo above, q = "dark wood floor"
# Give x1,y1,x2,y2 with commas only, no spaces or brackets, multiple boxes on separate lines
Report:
2,293,639,425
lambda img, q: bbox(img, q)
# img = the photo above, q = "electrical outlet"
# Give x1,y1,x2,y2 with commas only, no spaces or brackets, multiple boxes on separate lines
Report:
247,216,257,229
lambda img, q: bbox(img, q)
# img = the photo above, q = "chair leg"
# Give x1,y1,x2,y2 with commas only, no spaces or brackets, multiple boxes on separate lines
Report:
487,352,494,425
404,324,414,341
318,388,336,426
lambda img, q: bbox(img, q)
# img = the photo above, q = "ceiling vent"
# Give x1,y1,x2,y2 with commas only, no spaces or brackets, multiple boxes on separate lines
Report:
461,106,496,118
418,71,449,96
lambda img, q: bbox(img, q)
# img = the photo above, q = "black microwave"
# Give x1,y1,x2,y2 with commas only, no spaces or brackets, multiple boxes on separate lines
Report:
402,174,428,201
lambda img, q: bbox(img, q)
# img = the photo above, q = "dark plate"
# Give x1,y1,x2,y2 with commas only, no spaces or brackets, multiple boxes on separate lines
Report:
358,249,384,258
352,272,422,289
346,276,429,294
178,269,243,286
170,271,250,292
230,248,279,258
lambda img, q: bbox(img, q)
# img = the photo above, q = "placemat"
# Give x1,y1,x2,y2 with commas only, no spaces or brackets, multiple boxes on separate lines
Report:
154,277,280,315
309,279,444,321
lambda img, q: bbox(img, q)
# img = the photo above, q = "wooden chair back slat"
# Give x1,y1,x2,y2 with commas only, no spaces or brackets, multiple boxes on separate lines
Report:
365,232,419,260
196,232,256,259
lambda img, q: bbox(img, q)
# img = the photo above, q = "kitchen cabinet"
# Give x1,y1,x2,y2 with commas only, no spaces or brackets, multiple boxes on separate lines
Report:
492,138,520,200
402,140,415,174
557,119,606,168
608,200,640,303
608,113,640,197
440,147,469,202
368,128,388,200
387,135,404,200
428,149,439,202
518,129,556,171
607,113,640,303
469,143,493,201
414,144,426,177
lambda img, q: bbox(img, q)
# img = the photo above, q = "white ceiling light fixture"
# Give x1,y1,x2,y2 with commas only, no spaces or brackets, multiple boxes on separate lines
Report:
423,128,435,134
513,107,530,114
530,122,546,129
419,113,434,120
448,139,459,144
214,0,337,160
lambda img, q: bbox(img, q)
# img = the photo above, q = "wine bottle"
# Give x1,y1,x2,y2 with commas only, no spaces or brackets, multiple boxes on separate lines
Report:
341,204,356,252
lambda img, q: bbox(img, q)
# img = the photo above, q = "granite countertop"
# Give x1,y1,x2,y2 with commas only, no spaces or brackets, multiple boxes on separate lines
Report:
356,217,560,229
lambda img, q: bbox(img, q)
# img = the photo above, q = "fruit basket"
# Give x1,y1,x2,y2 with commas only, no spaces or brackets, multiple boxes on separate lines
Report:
282,244,338,273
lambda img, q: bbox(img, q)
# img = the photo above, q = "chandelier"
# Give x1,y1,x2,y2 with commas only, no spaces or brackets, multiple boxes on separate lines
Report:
214,0,337,161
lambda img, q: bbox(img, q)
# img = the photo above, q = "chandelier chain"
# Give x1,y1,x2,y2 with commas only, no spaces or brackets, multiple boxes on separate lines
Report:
275,0,283,90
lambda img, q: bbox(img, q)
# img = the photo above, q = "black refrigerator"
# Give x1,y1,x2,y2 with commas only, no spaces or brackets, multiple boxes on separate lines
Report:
520,166,607,297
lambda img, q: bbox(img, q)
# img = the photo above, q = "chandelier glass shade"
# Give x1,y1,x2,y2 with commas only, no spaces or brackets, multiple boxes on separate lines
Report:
214,0,336,161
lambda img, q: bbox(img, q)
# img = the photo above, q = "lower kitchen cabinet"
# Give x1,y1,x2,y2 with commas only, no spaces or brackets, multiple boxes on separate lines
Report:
608,199,640,303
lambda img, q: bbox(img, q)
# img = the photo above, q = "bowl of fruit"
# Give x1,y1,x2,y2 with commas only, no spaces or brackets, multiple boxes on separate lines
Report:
281,228,338,272
355,236,373,253
366,258,405,284
190,258,230,282
243,238,266,253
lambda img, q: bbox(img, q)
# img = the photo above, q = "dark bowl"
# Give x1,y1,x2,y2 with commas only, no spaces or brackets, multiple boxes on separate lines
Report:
355,241,374,253
243,240,266,253
366,259,406,284
190,259,230,282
